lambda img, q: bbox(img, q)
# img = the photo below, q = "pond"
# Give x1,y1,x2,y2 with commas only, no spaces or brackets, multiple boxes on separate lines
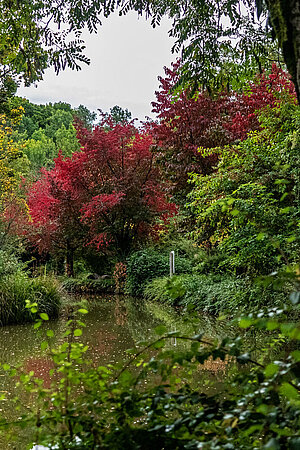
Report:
0,295,260,449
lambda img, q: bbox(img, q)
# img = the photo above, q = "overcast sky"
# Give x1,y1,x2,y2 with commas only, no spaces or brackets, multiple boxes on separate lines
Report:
17,13,176,121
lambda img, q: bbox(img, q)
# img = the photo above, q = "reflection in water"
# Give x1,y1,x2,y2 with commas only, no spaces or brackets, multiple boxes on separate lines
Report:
0,295,267,448
114,296,128,326
23,358,54,389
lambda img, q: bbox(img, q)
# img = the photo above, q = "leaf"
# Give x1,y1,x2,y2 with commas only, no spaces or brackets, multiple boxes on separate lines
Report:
280,192,288,201
154,325,167,336
78,308,88,314
74,329,82,337
266,321,279,331
33,321,42,329
263,438,280,449
291,350,300,362
46,330,54,337
40,313,49,321
264,363,279,378
41,341,48,351
279,207,291,214
153,340,165,349
239,318,252,328
286,235,296,243
119,369,134,385
279,382,299,400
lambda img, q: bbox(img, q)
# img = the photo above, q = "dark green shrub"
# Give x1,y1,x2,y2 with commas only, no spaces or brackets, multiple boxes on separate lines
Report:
0,274,61,325
126,248,193,297
192,251,228,274
126,250,167,296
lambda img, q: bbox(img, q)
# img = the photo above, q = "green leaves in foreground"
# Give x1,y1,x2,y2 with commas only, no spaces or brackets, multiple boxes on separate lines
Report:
1,289,300,449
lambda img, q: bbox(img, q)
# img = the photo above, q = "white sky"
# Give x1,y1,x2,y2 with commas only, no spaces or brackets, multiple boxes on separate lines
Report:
17,13,176,121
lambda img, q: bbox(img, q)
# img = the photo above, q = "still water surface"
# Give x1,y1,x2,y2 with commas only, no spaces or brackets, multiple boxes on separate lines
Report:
0,295,248,448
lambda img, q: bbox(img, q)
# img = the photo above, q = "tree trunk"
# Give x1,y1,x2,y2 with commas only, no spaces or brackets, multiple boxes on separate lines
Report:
266,0,300,102
66,242,74,278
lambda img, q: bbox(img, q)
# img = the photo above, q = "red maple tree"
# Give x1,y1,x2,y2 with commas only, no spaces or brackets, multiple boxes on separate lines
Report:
25,122,175,275
151,61,296,199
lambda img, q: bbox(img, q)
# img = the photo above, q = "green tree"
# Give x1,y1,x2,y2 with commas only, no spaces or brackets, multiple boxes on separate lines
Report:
0,0,105,86
22,133,57,173
188,98,300,275
73,104,96,130
44,109,74,140
107,105,132,125
55,124,81,157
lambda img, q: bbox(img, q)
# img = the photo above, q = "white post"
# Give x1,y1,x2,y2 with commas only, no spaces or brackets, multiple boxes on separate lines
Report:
169,251,175,277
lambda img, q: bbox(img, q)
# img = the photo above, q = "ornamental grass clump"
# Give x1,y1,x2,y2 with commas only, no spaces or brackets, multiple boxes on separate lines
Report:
0,274,61,326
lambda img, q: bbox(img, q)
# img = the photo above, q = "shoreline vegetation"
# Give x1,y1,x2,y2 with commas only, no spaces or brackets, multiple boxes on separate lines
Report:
0,274,61,326
0,238,294,327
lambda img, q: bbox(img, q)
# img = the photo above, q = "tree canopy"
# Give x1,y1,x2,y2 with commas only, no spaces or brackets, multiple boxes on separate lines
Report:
0,0,105,86
1,0,299,101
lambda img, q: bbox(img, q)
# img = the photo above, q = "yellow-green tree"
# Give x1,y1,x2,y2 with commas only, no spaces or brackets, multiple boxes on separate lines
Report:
0,107,29,238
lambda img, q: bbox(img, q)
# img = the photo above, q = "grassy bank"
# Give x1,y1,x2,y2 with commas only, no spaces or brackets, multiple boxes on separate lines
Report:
143,273,287,314
61,277,114,294
0,274,62,325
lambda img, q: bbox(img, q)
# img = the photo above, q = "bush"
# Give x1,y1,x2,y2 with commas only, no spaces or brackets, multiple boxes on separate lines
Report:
144,273,286,314
0,249,22,278
126,248,193,297
61,277,114,294
0,274,62,325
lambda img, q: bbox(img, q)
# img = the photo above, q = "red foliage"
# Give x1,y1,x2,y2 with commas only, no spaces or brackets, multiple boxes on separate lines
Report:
24,122,176,266
151,61,296,198
226,63,297,140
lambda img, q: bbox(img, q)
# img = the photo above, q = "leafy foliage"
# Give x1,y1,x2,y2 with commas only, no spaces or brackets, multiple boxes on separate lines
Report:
99,105,133,127
61,277,114,294
0,0,105,85
144,273,287,314
1,273,299,449
126,248,193,297
0,108,30,250
151,62,295,199
73,104,97,130
188,98,300,275
20,121,176,275
0,274,61,325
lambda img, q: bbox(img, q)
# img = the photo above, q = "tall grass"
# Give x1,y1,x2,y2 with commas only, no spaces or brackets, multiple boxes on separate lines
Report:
144,274,287,314
0,274,62,325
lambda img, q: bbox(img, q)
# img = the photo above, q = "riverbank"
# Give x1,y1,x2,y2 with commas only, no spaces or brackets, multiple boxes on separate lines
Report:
61,277,114,294
125,248,290,315
143,273,287,314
